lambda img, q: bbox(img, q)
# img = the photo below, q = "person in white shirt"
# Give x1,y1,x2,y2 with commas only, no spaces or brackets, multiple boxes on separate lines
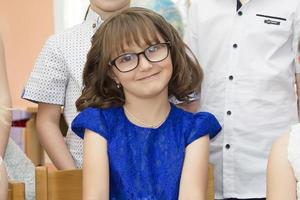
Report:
22,0,131,169
185,0,300,199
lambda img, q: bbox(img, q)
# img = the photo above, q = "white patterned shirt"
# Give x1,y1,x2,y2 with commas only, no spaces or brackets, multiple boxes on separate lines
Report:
22,9,102,168
186,0,300,198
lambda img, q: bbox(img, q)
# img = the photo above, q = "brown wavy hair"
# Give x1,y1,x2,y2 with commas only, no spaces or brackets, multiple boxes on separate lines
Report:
76,7,203,111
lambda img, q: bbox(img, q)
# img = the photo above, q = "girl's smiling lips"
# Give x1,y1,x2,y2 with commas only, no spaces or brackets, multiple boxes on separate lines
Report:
137,72,160,81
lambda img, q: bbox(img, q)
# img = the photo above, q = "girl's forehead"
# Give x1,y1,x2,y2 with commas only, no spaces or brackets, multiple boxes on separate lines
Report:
124,36,164,49
112,32,165,55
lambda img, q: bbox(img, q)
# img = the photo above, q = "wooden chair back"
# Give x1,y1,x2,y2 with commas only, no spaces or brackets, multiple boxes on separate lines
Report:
35,164,213,200
207,163,214,200
8,181,25,200
35,166,82,200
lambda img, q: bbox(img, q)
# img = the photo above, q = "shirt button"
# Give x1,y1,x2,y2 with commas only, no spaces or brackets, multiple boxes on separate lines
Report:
92,23,96,28
225,144,231,149
238,11,243,16
233,43,238,48
227,110,232,115
229,75,234,80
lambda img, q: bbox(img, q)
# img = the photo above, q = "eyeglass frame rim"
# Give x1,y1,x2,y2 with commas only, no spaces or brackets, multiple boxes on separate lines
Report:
108,41,171,73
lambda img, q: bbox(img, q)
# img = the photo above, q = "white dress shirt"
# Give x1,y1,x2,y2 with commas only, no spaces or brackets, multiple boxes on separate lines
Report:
22,9,102,168
186,0,300,198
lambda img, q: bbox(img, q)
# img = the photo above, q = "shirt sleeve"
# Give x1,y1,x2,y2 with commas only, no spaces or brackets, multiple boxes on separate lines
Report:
293,2,300,73
185,112,222,146
21,35,68,105
71,107,109,140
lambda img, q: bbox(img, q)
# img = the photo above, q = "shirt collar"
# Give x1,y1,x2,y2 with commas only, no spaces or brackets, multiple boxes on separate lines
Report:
85,7,103,30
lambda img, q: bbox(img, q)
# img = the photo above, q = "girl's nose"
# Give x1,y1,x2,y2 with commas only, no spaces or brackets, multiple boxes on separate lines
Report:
138,54,153,71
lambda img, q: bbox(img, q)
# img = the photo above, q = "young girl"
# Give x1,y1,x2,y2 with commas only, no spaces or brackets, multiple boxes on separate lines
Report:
267,42,300,200
0,35,35,199
71,7,221,199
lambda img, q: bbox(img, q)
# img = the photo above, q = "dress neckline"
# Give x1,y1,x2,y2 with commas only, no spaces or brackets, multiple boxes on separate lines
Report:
121,103,175,130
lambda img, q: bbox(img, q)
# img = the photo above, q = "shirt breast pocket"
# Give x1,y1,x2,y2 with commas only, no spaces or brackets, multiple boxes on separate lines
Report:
248,13,292,41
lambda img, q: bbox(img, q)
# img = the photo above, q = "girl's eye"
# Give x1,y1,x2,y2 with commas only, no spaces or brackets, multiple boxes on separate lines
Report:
147,45,161,53
118,54,135,63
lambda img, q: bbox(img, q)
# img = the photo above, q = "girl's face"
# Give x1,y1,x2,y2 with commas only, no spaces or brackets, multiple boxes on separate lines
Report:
111,35,173,101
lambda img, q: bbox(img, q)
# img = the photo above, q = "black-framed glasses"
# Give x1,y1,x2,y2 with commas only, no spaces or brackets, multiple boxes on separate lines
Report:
109,42,171,73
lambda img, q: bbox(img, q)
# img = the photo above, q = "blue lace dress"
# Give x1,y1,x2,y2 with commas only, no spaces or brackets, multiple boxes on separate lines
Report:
72,104,221,200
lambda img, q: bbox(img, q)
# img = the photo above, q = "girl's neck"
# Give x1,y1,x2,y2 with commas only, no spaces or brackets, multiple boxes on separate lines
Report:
124,97,171,128
90,4,129,21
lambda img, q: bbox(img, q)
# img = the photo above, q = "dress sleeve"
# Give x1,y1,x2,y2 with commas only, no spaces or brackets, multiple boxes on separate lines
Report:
22,35,68,105
71,107,109,140
185,112,221,146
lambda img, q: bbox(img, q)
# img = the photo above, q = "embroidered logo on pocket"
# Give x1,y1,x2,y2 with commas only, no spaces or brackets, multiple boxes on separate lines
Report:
264,19,280,25
256,14,286,26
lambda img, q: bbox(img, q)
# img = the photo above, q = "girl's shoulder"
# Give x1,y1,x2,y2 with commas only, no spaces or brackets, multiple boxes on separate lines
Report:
172,105,222,139
71,106,122,139
74,106,123,125
173,105,219,126
78,106,121,116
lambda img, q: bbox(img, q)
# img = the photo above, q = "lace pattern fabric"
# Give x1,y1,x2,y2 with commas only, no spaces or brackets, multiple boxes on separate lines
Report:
4,138,35,200
72,104,221,199
0,105,35,199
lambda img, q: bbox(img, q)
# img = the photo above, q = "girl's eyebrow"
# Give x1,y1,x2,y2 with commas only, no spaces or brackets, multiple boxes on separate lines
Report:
121,42,152,53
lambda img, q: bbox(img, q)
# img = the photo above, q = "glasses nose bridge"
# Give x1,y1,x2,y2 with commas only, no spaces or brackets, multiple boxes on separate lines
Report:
136,50,151,63
136,50,153,71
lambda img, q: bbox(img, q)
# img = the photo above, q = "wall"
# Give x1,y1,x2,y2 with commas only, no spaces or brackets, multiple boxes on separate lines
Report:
53,0,89,32
0,0,54,109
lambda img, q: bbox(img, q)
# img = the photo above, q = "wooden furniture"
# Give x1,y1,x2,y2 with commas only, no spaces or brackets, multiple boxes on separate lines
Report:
35,165,213,200
25,107,67,166
207,164,214,200
35,166,82,200
8,181,25,200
